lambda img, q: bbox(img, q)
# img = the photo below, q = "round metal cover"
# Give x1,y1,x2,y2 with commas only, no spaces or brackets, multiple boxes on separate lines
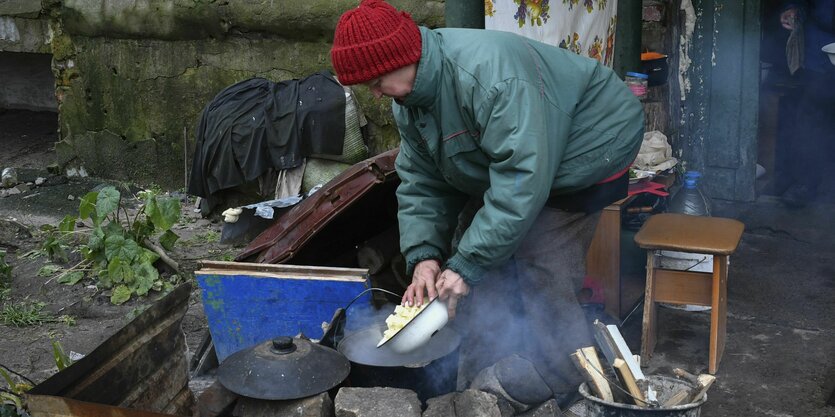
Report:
217,336,350,400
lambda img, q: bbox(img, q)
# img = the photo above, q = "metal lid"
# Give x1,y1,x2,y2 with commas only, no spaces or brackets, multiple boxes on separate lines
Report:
217,336,350,400
625,72,649,79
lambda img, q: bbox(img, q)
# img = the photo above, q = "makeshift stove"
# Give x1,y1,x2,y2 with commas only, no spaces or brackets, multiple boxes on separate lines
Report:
566,320,715,417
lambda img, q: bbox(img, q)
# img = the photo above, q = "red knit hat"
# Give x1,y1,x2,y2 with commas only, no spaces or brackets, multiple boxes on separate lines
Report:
331,0,422,85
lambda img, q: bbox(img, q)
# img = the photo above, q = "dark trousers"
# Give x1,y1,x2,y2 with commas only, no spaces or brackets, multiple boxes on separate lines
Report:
454,207,601,399
787,69,835,192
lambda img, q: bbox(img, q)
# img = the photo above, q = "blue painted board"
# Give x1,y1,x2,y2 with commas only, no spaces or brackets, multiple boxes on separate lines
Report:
196,269,370,362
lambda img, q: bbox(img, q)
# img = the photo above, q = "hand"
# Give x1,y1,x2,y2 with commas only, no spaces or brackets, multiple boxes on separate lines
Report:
436,269,470,319
780,8,798,30
403,259,441,307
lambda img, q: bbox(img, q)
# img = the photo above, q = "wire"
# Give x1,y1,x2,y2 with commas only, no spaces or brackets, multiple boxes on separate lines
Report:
579,350,660,408
342,287,402,311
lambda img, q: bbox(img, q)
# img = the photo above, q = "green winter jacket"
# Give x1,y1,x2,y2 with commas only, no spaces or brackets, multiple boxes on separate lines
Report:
394,27,644,285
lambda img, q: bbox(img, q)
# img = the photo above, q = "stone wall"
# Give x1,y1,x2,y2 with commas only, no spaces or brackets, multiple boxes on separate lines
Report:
0,0,445,189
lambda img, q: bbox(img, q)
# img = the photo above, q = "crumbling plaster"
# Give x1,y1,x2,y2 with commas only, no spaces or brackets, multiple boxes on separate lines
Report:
0,0,445,188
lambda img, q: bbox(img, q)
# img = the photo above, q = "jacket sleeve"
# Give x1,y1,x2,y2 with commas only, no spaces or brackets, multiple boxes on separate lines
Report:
444,79,571,285
395,125,469,277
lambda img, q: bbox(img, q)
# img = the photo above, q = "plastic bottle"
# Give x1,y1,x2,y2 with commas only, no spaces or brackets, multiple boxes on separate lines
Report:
668,171,712,216
1,167,17,188
624,72,649,100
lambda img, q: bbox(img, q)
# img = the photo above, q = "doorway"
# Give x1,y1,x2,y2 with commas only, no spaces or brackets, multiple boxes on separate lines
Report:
0,51,58,170
757,0,835,205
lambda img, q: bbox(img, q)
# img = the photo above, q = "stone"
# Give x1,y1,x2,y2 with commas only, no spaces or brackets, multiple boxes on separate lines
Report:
516,400,562,417
232,393,333,417
423,392,456,417
13,184,29,193
422,390,504,417
1,167,17,188
452,390,503,417
335,387,420,417
0,217,32,247
35,177,45,186
5,187,21,196
67,194,75,200
195,379,238,417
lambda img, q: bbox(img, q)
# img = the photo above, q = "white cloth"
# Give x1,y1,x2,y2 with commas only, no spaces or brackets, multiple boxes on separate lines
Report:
484,0,618,66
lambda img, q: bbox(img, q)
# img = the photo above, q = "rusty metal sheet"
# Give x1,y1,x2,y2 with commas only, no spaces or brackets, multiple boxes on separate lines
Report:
236,148,399,264
26,283,194,415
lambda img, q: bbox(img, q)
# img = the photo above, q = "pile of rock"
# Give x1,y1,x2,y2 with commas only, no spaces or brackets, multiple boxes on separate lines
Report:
197,384,564,417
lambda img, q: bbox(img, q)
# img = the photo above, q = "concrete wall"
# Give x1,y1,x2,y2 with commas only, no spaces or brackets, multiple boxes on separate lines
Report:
0,0,445,189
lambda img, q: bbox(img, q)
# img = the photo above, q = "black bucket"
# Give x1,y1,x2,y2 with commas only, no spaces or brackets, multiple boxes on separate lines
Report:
578,375,706,417
641,56,669,87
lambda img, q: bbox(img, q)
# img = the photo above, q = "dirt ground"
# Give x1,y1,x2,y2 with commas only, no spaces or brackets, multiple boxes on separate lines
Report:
0,109,231,386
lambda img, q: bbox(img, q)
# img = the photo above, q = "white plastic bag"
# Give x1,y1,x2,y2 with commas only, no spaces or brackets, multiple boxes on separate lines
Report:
633,131,678,172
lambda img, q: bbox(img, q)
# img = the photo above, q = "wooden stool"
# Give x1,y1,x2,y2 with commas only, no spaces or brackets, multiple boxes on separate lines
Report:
634,213,744,374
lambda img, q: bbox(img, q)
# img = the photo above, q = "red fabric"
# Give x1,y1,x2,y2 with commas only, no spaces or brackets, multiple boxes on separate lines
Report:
331,0,422,85
597,167,629,184
628,181,669,197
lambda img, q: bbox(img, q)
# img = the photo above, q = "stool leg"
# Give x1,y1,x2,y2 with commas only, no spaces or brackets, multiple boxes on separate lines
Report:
709,255,729,374
641,251,657,364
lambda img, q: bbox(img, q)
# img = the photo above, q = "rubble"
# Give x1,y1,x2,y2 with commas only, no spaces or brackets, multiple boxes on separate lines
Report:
423,389,505,417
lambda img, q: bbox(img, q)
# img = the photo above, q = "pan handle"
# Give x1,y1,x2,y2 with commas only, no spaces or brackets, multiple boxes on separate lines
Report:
343,287,402,311
319,288,403,348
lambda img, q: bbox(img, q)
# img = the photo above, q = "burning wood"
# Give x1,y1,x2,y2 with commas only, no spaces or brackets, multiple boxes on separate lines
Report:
570,321,716,409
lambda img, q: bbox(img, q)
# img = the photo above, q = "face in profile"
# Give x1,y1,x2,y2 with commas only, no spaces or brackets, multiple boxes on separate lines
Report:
363,64,417,101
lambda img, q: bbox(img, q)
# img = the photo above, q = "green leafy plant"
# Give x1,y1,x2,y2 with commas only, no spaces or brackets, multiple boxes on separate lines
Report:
0,365,32,413
43,186,182,305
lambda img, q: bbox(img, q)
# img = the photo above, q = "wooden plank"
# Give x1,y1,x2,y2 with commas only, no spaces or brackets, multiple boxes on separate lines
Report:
673,368,700,385
28,285,192,415
692,374,717,402
586,203,623,319
653,269,712,306
570,348,613,402
641,252,657,363
710,255,729,374
199,260,368,279
613,359,645,407
607,325,645,381
26,395,184,417
662,389,692,407
196,268,368,282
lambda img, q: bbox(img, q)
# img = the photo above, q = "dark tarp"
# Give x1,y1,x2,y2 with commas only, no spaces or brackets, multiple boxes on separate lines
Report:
188,72,346,198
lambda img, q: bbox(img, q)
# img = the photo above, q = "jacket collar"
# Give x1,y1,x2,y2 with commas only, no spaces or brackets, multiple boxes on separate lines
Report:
400,27,442,109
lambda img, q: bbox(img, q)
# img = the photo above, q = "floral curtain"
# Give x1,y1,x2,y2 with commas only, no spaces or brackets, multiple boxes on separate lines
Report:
484,0,618,67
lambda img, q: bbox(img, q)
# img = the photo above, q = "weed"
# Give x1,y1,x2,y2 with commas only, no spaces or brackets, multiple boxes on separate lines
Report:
0,251,10,282
189,230,220,244
0,301,75,327
50,338,74,371
1,365,33,412
0,302,49,327
0,251,10,303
